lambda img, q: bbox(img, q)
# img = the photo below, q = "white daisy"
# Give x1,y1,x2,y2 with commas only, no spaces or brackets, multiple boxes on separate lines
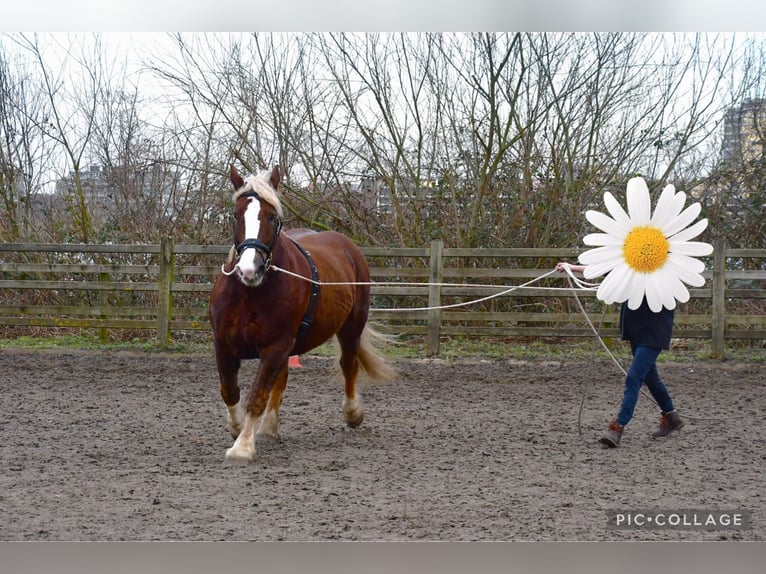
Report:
578,176,713,312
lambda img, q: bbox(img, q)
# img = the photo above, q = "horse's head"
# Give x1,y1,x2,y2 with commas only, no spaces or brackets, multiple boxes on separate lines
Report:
228,165,284,287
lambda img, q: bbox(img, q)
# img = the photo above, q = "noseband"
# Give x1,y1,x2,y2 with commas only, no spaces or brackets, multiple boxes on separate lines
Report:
233,190,283,271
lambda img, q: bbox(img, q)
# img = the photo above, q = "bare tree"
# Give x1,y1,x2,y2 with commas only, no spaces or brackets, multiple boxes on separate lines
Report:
0,38,51,241
9,32,751,252
12,33,110,243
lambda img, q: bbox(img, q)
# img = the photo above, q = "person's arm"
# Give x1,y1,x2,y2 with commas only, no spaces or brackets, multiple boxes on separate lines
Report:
555,262,586,274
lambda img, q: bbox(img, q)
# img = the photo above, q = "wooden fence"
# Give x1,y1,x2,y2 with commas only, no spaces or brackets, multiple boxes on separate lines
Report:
1,240,764,358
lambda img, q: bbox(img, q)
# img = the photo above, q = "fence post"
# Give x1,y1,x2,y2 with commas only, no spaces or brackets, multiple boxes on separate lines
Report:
711,239,726,359
427,239,444,356
98,271,109,343
157,236,174,347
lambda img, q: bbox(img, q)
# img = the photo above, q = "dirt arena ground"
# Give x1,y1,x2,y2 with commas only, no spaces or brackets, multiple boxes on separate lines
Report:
0,348,763,541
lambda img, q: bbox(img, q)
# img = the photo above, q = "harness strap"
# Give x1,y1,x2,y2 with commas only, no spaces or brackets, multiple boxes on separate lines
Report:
288,236,320,345
235,237,271,257
233,190,282,263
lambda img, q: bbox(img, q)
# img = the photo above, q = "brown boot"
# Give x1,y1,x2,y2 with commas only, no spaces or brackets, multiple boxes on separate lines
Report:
653,410,684,438
600,419,623,448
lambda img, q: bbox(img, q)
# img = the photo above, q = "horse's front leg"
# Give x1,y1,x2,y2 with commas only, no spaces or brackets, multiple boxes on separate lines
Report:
215,351,243,439
225,355,289,463
256,369,288,440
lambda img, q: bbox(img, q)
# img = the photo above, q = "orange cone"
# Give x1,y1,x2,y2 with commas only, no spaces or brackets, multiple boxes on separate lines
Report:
288,355,302,368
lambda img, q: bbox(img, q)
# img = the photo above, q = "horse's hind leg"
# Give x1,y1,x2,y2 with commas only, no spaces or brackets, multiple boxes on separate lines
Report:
336,330,365,428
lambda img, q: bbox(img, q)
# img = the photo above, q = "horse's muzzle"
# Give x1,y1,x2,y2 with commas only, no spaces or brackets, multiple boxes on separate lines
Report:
234,252,268,287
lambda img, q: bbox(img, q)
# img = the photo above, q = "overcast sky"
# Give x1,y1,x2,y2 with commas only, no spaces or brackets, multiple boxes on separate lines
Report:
3,1,766,32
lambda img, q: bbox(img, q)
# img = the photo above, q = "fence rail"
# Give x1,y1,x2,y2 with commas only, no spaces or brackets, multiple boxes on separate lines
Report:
1,240,764,358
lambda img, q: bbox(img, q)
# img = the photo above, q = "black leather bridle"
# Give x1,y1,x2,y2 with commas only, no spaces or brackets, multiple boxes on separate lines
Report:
233,190,283,271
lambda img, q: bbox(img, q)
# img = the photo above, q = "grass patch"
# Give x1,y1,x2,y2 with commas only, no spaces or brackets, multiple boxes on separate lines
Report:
0,333,762,363
0,334,211,355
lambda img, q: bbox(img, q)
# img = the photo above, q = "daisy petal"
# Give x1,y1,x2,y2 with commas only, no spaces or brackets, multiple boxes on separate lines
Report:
615,267,643,303
657,190,688,230
597,265,629,304
583,232,625,246
668,252,706,275
582,257,624,279
650,184,678,229
605,264,637,304
663,293,678,311
585,210,629,237
603,192,633,229
667,271,691,303
652,267,679,310
579,245,622,268
596,282,613,304
621,268,643,304
662,202,702,237
627,272,647,310
669,241,714,257
626,177,651,225
597,276,617,304
668,218,708,243
644,273,665,312
667,255,707,286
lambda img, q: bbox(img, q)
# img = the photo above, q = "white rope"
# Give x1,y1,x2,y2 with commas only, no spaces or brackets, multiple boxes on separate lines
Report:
381,269,564,312
558,262,601,290
270,264,598,312
564,271,626,377
238,257,718,422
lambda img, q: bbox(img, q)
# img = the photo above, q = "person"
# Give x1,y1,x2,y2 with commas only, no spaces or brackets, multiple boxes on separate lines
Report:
555,262,685,447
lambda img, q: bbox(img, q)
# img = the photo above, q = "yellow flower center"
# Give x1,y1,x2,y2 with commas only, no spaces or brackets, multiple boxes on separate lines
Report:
622,225,669,273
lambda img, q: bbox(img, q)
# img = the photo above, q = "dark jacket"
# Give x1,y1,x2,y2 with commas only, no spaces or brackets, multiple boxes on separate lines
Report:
619,299,674,350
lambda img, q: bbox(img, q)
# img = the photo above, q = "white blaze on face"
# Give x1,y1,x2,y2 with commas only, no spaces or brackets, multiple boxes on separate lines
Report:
236,197,262,278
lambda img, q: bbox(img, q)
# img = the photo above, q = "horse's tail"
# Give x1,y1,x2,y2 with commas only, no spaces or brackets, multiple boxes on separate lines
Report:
357,324,397,382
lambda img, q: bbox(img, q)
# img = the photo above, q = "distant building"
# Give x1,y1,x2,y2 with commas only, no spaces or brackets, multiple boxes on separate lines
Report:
720,98,766,166
357,177,392,214
54,163,179,221
354,176,444,215
712,98,766,242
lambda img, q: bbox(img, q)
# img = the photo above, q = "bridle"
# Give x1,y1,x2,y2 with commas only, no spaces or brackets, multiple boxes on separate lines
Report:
232,190,283,272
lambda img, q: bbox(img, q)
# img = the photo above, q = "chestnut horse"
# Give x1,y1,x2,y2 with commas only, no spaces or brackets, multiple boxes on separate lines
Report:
209,165,394,463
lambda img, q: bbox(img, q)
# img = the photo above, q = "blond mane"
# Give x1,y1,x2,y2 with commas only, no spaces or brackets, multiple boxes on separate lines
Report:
232,170,284,218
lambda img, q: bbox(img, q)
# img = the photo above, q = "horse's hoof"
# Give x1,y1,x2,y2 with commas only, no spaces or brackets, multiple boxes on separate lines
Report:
346,411,364,428
225,446,255,464
343,397,364,428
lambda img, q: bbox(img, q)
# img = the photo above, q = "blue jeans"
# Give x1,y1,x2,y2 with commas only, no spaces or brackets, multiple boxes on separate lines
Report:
616,344,675,427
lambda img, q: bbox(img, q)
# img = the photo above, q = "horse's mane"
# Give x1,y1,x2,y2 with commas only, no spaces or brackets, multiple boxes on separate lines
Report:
232,170,284,218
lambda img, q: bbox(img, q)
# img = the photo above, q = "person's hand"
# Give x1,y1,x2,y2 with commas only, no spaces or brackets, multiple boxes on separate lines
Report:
556,262,585,274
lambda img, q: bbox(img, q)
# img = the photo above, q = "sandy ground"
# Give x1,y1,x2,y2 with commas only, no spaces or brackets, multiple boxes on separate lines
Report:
0,348,763,541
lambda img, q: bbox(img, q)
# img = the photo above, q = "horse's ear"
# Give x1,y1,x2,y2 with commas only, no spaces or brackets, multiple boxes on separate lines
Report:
269,165,280,190
230,164,245,190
